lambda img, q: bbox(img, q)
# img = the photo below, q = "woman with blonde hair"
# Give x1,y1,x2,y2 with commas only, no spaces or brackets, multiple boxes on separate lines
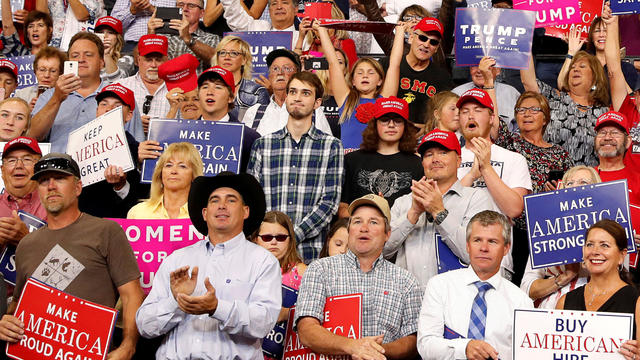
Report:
0,98,31,141
127,142,204,219
252,211,307,360
211,35,269,121
95,16,133,83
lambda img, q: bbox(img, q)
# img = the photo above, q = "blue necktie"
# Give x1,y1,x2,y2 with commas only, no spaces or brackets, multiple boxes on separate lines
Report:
467,281,493,340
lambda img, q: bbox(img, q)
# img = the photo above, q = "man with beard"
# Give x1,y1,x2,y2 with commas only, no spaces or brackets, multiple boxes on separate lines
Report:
593,111,640,204
120,34,170,135
248,72,344,262
242,49,331,136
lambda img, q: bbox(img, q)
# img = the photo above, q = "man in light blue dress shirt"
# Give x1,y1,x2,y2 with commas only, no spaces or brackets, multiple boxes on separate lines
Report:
136,172,282,359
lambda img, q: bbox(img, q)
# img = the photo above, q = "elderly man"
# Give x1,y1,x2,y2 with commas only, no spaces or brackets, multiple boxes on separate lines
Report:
295,194,422,359
0,153,144,359
242,49,332,136
385,129,500,291
0,137,45,257
417,210,533,360
136,172,281,359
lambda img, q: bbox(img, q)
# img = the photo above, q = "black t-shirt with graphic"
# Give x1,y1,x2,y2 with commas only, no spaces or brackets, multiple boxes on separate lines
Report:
379,55,454,125
342,150,424,207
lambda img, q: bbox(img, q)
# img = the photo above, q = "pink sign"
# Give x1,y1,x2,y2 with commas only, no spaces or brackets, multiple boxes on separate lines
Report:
110,218,205,293
543,0,603,40
513,0,581,28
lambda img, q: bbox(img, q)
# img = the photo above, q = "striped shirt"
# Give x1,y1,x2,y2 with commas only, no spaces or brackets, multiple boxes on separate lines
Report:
247,124,343,261
111,0,176,42
294,250,422,343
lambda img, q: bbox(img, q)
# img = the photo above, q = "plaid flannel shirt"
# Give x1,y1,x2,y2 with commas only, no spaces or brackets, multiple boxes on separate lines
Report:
293,250,422,342
247,124,343,262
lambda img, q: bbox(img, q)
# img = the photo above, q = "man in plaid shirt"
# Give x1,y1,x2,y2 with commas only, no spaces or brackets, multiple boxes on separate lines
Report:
294,194,421,359
247,71,343,262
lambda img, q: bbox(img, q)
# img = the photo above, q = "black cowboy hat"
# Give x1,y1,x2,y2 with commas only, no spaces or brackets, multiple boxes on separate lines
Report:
188,172,266,236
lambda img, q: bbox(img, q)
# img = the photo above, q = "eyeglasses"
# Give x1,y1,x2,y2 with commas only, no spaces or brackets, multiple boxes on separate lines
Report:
176,2,203,9
515,106,542,114
36,67,59,75
270,65,296,74
3,156,36,168
33,158,78,177
378,118,405,126
565,179,592,187
596,129,625,138
258,234,289,242
217,50,242,58
402,15,421,22
416,34,440,46
143,95,153,115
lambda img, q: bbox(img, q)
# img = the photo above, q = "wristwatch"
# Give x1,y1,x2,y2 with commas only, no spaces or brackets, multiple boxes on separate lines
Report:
434,209,449,226
188,36,196,47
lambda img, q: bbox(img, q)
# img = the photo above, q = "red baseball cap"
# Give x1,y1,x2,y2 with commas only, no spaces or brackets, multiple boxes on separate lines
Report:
95,16,123,34
159,54,199,93
595,111,629,134
96,83,136,111
138,34,168,57
0,59,18,80
418,129,461,156
413,17,443,37
2,136,42,158
374,96,409,120
456,88,494,112
198,66,235,94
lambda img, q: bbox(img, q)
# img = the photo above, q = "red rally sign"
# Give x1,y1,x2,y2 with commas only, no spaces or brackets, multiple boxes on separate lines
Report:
6,278,118,360
543,0,603,40
283,293,362,360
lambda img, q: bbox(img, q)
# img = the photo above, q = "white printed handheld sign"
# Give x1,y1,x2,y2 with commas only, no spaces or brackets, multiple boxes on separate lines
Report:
513,308,633,359
67,106,134,187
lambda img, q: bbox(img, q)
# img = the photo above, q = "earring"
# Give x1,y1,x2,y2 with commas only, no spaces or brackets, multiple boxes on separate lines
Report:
591,85,597,91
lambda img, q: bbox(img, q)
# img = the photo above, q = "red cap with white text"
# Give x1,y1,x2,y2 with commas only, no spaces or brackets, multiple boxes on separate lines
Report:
595,111,629,134
413,17,443,37
417,129,461,156
0,59,18,80
373,96,409,120
96,83,136,111
159,54,199,92
197,66,235,94
138,34,168,56
456,88,494,112
2,137,42,158
95,16,123,34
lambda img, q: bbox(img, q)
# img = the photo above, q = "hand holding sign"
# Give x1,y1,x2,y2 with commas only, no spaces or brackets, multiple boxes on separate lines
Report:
170,265,198,299
0,210,28,246
466,339,499,360
138,140,163,164
619,340,640,360
0,314,24,343
176,277,219,315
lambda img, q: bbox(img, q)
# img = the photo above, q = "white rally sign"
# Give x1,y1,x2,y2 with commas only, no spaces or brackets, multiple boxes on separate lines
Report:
67,106,134,186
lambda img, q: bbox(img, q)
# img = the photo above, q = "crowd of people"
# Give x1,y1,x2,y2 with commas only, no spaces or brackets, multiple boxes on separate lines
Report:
0,0,635,358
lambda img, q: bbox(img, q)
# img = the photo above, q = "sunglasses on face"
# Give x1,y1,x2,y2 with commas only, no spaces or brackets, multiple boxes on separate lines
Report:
258,234,289,242
416,34,440,47
34,158,76,176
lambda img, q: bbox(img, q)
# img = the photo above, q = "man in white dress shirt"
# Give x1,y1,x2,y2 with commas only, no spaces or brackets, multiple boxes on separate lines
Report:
135,172,281,359
417,210,533,360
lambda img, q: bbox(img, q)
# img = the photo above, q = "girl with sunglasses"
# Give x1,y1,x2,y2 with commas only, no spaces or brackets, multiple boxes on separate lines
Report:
313,20,404,152
252,211,307,359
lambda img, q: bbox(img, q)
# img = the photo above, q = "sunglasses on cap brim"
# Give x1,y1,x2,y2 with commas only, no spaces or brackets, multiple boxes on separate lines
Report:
33,158,77,177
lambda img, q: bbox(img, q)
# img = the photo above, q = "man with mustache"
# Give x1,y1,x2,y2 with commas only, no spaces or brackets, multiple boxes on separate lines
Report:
0,153,144,360
120,34,171,135
593,111,640,204
243,49,331,136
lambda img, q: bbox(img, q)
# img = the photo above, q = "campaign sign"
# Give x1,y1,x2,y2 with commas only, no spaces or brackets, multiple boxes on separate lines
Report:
513,308,633,359
0,211,46,286
0,142,50,193
9,55,36,90
317,19,397,34
223,31,293,77
629,204,639,268
467,0,491,8
513,0,580,28
454,8,536,69
283,293,362,360
6,278,118,360
263,285,299,358
67,107,134,187
543,0,603,40
435,232,468,274
611,0,640,14
141,119,244,183
110,218,204,294
525,180,635,269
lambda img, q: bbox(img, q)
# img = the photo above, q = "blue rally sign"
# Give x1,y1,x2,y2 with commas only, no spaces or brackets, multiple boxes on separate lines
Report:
454,7,536,69
141,119,244,183
525,180,635,269
435,232,468,274
223,31,293,77
0,211,47,285
610,0,640,14
262,285,298,358
8,55,36,90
